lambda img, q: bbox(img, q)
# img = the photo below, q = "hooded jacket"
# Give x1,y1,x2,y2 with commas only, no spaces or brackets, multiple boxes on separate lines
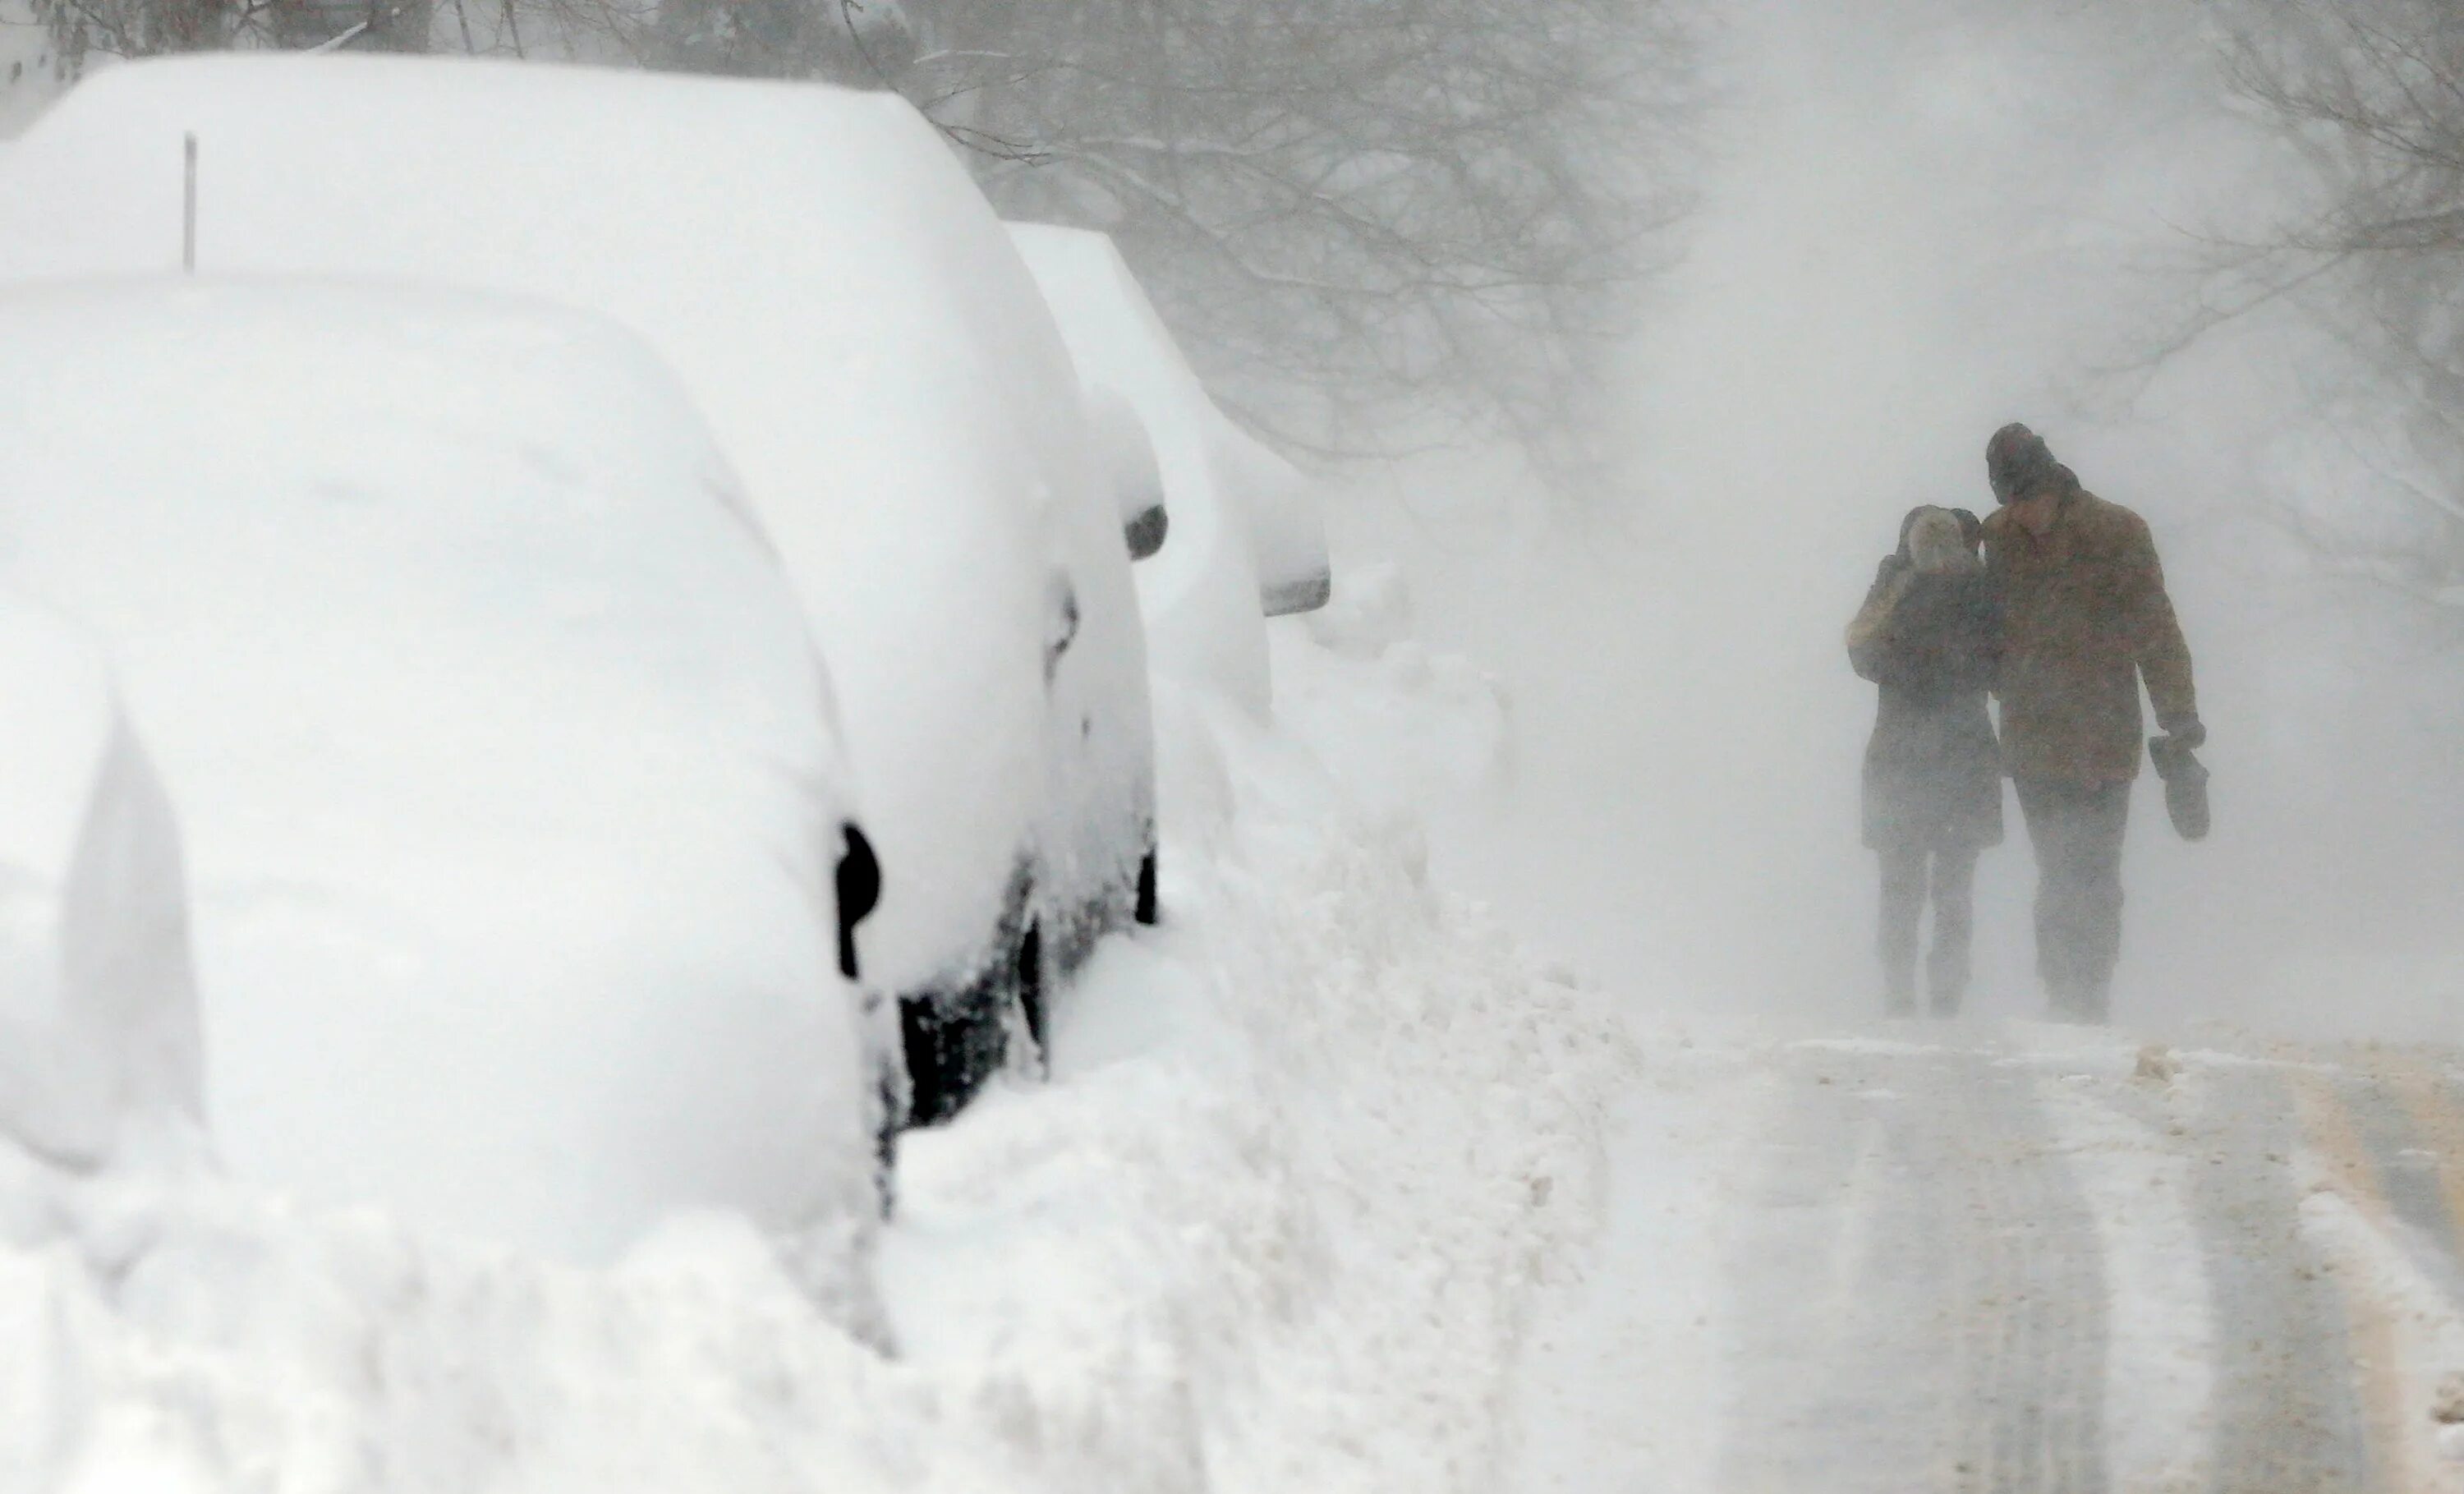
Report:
1982,482,2197,784
1850,507,2004,851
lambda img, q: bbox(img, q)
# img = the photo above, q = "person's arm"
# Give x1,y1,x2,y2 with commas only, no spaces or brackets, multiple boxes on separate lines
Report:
1981,529,2011,699
2122,514,2200,741
1846,557,1915,683
1961,583,2004,695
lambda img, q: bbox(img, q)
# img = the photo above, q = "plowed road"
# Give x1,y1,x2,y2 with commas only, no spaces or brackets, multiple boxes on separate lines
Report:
1515,1026,2464,1494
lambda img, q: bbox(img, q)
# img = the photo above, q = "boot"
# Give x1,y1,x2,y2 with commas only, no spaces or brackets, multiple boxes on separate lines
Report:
2046,981,2108,1025
1928,949,1970,1019
1884,969,1917,1018
2074,977,2112,1025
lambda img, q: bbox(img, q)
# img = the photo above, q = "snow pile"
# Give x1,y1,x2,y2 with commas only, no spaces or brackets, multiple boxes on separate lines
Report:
1271,563,1513,821
882,677,1629,1488
0,590,201,1172
0,605,1621,1491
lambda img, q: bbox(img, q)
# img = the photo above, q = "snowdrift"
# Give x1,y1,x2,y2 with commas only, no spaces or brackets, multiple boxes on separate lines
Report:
0,600,1619,1492
0,590,201,1172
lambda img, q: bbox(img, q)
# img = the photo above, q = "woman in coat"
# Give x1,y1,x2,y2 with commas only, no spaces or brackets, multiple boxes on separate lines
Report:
1847,505,2002,1016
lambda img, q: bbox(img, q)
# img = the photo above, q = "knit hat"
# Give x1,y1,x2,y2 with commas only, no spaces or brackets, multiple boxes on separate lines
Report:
1896,505,1986,559
1987,422,2060,504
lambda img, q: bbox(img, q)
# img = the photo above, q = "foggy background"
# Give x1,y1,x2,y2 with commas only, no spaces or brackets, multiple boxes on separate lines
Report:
1346,0,2464,1043
6,0,2457,1044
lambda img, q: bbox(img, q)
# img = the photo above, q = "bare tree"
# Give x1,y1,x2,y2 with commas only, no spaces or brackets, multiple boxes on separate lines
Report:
906,0,1699,484
23,0,1694,489
34,0,434,68
2183,0,2464,628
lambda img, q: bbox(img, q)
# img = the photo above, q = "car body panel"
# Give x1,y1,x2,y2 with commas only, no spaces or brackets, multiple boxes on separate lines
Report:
0,280,871,1264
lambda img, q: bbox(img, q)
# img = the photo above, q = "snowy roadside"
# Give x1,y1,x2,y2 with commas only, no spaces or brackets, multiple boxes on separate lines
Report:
1504,1027,1761,1494
0,609,1634,1493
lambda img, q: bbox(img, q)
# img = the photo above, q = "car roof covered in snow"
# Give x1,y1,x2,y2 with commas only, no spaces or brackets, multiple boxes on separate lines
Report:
0,55,1092,987
1004,223,1330,623
0,278,871,1262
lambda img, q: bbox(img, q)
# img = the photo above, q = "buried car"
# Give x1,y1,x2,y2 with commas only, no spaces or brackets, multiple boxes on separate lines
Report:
0,586,203,1174
1006,223,1334,716
0,56,1158,1126
0,281,884,1276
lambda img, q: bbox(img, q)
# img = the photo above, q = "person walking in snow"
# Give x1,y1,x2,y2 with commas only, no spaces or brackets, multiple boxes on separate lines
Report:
1980,423,2202,1023
1848,504,2002,1017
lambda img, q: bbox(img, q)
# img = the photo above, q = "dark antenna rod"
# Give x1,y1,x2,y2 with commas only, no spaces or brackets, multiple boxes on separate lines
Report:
182,132,197,274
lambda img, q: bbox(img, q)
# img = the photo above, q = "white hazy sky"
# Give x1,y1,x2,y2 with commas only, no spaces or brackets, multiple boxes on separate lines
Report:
1345,0,2464,1042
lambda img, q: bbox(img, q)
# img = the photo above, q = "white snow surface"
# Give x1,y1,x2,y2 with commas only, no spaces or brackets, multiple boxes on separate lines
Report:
2034,1057,2216,1492
0,282,871,1272
0,589,203,1173
0,54,1152,997
0,592,1629,1489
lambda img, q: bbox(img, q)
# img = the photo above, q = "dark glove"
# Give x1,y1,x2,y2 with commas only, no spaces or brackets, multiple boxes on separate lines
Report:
2164,719,2206,751
2148,732,2211,841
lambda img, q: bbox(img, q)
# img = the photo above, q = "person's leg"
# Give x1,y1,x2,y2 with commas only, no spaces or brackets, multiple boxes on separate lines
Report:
2015,777,2133,1022
1878,845,1924,1015
2014,777,2066,1006
1927,844,1979,1016
2069,781,2131,1022
2016,777,2090,1017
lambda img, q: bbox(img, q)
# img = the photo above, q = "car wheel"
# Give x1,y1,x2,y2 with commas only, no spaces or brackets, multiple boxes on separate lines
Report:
1135,847,1160,926
1014,919,1048,1076
899,943,1018,1129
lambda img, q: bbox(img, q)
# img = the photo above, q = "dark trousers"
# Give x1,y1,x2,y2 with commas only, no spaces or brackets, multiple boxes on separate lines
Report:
1878,844,1979,1014
2013,776,2131,1021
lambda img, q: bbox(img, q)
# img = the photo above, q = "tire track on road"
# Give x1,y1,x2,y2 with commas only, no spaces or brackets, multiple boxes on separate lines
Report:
1718,1045,2109,1493
1710,1036,2464,1494
2184,1062,2374,1494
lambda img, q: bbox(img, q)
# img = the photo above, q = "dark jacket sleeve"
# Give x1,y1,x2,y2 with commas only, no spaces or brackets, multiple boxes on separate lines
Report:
1967,582,2003,695
2120,514,2198,733
1847,556,1910,684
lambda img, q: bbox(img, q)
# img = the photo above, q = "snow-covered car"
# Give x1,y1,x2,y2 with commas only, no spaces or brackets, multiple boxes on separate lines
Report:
1006,223,1334,716
0,56,1159,1126
0,281,884,1273
0,586,202,1174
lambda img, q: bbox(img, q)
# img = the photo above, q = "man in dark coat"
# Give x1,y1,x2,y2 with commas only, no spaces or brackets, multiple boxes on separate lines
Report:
1980,423,2203,1022
1849,505,2002,1016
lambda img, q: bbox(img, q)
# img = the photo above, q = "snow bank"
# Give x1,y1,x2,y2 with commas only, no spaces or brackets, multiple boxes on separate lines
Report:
1505,1041,1757,1494
881,682,1630,1489
0,595,1620,1490
1270,563,1513,821
0,591,201,1171
0,283,871,1273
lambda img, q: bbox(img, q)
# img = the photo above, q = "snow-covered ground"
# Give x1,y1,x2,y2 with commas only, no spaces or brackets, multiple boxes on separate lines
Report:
0,580,1634,1492
1506,1016,2464,1494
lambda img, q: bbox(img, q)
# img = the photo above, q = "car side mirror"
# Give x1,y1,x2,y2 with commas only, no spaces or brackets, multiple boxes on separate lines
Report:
1086,384,1168,560
1211,420,1332,615
835,821,880,981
